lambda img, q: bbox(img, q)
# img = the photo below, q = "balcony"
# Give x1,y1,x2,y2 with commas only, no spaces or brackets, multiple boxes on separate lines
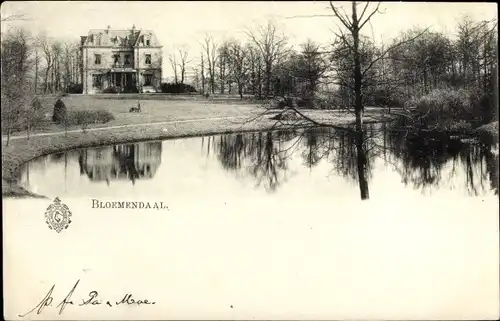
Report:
112,62,133,68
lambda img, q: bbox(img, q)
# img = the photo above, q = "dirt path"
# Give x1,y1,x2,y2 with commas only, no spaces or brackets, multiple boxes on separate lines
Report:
3,115,248,141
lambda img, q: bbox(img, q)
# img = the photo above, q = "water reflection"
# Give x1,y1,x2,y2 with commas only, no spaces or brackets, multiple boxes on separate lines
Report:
78,142,162,185
21,141,162,189
19,125,498,200
211,124,498,199
214,131,292,192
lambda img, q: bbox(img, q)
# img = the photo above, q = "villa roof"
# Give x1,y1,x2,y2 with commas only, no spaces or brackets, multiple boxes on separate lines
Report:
82,27,161,47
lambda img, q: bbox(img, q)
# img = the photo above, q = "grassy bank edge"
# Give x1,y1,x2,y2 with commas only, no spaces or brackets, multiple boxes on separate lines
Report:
0,113,420,200
2,119,289,199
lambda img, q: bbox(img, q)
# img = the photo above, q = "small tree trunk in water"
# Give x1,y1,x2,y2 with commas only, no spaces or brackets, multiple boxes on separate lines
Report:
356,131,369,200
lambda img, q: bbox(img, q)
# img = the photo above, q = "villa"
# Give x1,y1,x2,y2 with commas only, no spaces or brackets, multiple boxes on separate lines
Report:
80,25,162,94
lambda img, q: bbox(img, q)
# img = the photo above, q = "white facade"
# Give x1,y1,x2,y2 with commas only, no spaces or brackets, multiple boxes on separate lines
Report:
80,26,162,94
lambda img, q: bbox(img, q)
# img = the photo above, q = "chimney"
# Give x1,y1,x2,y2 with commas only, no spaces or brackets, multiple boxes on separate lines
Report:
106,25,111,34
131,24,136,34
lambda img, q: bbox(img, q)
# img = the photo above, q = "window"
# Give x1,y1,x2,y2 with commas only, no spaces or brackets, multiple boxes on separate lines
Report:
94,54,101,65
145,54,151,65
114,54,120,65
146,39,150,46
144,75,152,86
124,54,131,65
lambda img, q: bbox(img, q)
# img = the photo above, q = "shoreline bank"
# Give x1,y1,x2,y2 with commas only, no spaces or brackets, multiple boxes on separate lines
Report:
7,113,494,199
2,117,275,198
8,111,374,198
4,115,495,199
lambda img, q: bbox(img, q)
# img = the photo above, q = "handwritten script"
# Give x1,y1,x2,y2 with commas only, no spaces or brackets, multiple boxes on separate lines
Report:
19,280,155,317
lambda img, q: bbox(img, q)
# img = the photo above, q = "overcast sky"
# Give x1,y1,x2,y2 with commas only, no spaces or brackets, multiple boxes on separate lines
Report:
1,1,498,79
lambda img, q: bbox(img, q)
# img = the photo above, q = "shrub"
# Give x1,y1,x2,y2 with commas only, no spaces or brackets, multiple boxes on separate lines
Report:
296,97,314,108
314,96,335,109
401,88,498,132
404,89,473,126
160,82,197,93
52,99,67,123
102,86,118,94
269,96,318,109
67,83,83,94
369,87,406,107
123,86,139,93
470,90,496,123
31,97,42,110
65,110,115,126
272,97,287,109
53,108,115,132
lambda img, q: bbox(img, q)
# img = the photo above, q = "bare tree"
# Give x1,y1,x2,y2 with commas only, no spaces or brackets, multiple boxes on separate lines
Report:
245,44,262,98
177,49,190,84
201,34,218,94
33,44,40,94
246,20,289,98
51,40,63,93
227,41,249,99
168,53,178,83
200,52,206,93
191,65,201,91
217,41,231,94
37,34,53,93
60,41,78,92
328,1,427,131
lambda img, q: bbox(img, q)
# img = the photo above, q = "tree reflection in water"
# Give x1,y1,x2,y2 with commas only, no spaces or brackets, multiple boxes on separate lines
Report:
386,129,499,196
213,124,498,200
215,130,295,192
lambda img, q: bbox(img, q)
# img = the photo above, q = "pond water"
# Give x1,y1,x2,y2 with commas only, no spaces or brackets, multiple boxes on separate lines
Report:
18,124,499,201
8,124,500,319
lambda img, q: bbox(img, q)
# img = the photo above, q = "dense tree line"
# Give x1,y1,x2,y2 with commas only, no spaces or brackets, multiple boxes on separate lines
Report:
2,20,83,144
177,7,497,122
1,29,82,94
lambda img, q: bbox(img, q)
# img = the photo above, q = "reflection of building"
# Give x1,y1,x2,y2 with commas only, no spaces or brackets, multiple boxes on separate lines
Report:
82,147,115,181
80,25,162,94
79,142,162,184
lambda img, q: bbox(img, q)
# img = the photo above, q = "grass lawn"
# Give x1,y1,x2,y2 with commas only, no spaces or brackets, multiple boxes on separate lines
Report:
9,94,394,136
13,94,264,135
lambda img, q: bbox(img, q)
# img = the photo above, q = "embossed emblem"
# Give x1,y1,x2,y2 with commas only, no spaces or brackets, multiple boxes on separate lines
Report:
45,197,72,233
